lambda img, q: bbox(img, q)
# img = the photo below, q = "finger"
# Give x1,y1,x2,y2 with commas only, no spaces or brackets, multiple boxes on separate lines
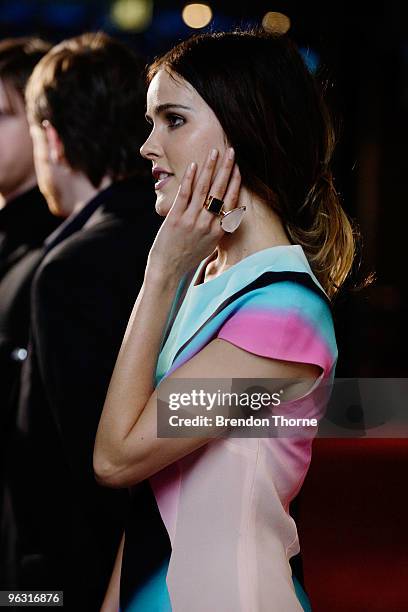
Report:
187,148,219,214
222,164,241,212
205,147,235,204
170,162,197,215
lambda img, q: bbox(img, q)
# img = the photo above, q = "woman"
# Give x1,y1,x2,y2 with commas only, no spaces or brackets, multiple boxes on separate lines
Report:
94,30,354,611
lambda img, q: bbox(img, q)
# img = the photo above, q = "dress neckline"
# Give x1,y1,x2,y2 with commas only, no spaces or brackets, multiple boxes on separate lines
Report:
193,244,304,289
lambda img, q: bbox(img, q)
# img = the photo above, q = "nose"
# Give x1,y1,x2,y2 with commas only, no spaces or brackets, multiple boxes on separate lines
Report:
140,128,162,161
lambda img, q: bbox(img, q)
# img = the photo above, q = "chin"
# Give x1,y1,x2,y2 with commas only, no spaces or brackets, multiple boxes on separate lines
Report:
155,197,171,217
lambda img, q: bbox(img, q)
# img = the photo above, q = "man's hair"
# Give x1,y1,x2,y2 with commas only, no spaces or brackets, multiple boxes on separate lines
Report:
0,37,51,106
26,32,149,188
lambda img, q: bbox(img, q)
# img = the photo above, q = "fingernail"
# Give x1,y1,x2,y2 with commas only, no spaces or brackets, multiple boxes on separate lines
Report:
210,148,218,160
188,162,196,176
228,147,235,160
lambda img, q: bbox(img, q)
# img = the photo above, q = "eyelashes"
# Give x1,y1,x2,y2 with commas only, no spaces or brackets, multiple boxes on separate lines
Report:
165,113,185,129
144,114,185,130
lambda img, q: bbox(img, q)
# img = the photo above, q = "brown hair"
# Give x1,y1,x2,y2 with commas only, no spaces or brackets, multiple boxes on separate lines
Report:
0,37,51,110
148,30,362,299
26,32,148,188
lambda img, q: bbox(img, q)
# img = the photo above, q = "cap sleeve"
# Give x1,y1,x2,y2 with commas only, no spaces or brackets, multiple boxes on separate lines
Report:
216,280,337,377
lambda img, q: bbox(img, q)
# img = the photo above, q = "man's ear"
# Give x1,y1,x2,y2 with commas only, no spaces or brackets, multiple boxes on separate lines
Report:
42,120,65,164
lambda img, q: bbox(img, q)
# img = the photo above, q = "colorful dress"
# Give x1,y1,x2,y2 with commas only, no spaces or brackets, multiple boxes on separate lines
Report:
120,244,338,611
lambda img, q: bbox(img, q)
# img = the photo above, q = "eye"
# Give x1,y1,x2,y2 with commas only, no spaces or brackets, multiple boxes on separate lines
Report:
165,113,185,129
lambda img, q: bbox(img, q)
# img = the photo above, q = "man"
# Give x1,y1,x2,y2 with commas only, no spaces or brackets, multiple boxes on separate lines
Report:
0,37,61,587
9,33,167,610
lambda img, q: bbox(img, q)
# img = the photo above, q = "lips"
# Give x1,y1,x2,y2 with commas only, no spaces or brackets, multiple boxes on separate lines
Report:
152,166,174,190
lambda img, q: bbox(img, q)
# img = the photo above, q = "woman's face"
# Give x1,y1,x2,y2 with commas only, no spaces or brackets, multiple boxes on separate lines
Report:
140,68,227,216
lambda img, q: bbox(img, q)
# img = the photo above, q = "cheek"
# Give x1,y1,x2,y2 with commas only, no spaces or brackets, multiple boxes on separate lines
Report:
12,118,31,147
32,136,49,173
0,120,31,161
32,150,45,181
168,126,206,165
185,126,226,175
33,150,54,196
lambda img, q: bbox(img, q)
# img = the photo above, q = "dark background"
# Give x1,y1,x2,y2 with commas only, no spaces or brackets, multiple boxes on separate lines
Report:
1,0,407,378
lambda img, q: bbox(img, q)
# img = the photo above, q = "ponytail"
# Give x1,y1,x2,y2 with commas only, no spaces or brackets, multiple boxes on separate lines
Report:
285,169,358,300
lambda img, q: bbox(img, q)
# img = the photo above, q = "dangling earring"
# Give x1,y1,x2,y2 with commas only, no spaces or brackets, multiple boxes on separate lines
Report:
220,206,246,233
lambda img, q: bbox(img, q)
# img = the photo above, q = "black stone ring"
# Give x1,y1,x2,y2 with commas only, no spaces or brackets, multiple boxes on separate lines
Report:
204,195,224,216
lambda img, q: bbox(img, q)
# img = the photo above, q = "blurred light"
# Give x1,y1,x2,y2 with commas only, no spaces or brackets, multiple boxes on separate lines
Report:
11,348,27,362
151,8,232,38
262,11,291,34
182,3,212,29
111,0,153,32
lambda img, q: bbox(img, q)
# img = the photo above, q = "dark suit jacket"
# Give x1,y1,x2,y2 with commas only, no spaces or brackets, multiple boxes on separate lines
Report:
0,187,61,437
0,186,61,278
0,188,60,586
10,178,168,610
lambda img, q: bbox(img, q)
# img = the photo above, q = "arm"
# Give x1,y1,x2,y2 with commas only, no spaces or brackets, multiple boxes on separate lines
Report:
95,332,320,489
94,149,321,489
93,155,223,487
100,532,125,612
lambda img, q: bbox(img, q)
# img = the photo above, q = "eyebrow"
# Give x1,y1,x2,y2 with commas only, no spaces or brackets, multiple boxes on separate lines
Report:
145,103,192,120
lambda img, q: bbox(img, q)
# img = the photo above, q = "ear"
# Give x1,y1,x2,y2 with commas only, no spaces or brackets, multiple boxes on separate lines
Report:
42,120,65,164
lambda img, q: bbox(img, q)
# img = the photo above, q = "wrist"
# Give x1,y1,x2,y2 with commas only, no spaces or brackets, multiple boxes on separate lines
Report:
144,262,182,293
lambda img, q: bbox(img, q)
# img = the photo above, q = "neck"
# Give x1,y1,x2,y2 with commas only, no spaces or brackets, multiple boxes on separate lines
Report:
205,187,292,280
59,173,112,217
2,173,38,207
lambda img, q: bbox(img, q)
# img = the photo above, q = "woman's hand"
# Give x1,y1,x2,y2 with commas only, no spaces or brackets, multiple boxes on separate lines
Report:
146,147,241,284
95,148,240,481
